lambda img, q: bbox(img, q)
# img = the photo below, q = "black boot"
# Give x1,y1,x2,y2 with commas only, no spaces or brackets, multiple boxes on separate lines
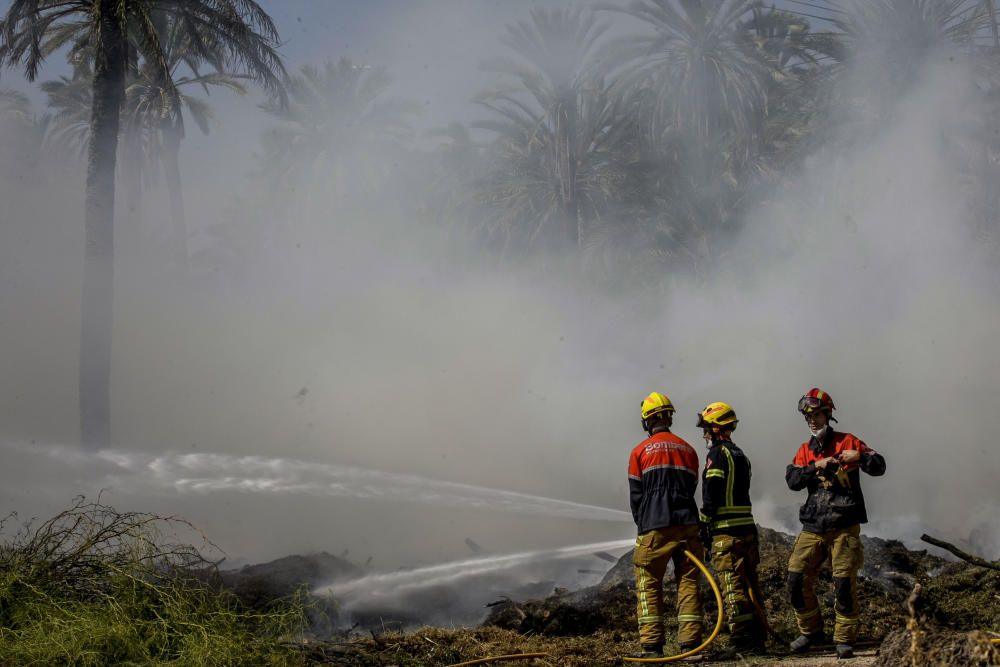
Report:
677,641,707,663
790,631,825,653
836,643,854,659
710,637,767,661
635,643,663,658
734,635,768,655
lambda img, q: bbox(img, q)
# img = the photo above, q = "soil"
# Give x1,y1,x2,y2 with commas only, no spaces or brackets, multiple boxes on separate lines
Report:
296,627,883,665
483,527,956,645
222,528,1000,665
874,627,999,667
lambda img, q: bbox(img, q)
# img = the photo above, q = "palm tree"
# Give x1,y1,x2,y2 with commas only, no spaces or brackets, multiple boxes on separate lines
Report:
473,8,638,255
0,87,30,116
41,13,254,264
0,0,285,449
740,7,845,178
418,123,492,256
127,26,249,266
39,58,93,159
602,1,774,162
0,88,50,183
826,1,987,122
259,58,416,199
597,0,825,269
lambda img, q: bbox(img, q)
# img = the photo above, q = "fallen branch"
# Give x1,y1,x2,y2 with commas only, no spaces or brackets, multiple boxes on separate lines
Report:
920,534,1000,571
906,582,924,666
447,653,549,667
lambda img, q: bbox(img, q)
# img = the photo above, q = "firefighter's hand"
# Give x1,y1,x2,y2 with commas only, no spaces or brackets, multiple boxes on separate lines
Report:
699,522,711,549
838,449,861,465
814,456,837,470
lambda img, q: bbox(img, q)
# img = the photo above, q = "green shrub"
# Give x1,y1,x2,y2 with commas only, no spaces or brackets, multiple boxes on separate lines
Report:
0,499,307,666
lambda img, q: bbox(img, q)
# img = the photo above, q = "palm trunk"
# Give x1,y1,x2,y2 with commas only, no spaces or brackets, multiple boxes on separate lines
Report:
122,124,143,240
987,0,1000,49
555,92,579,250
162,121,188,268
80,0,126,449
122,43,142,249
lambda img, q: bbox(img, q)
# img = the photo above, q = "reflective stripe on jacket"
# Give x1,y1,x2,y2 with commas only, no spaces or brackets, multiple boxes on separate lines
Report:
700,441,756,535
628,430,700,533
785,429,886,533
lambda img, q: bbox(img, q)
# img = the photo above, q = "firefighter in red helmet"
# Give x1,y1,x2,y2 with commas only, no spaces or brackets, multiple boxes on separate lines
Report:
786,389,886,660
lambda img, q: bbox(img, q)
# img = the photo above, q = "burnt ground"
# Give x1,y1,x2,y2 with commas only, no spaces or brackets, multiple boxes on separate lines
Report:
223,528,1000,665
483,527,957,644
209,552,362,637
295,625,893,665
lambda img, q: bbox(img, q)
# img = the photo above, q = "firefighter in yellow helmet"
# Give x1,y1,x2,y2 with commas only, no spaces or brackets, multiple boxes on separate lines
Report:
697,402,767,657
627,392,705,659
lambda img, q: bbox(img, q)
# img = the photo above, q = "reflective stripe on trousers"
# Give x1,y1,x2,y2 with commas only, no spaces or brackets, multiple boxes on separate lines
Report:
710,531,763,641
787,525,864,644
633,524,704,647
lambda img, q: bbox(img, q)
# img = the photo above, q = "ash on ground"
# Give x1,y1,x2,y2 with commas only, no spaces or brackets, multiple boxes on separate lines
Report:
215,527,1000,665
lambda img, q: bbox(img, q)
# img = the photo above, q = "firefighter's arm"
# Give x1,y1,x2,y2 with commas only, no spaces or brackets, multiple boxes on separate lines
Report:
786,444,820,490
628,452,643,525
857,440,886,476
628,479,643,525
701,448,727,521
785,462,817,490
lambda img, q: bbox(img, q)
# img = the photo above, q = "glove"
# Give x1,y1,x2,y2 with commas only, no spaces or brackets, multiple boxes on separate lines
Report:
699,521,711,548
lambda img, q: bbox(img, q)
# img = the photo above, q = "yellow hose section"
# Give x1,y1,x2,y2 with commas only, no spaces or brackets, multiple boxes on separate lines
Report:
446,554,999,666
747,584,778,639
623,548,725,663
446,652,549,666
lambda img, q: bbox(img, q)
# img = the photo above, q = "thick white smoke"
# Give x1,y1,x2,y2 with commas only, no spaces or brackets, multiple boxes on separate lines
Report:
1,2,998,575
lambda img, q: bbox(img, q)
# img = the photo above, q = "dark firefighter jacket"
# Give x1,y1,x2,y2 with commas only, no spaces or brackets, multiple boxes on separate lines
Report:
785,429,886,534
628,429,700,534
700,440,756,536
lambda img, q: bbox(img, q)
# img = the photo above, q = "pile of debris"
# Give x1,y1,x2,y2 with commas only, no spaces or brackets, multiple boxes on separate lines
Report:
874,582,1000,666
212,552,361,636
207,527,1000,665
876,627,999,666
485,527,999,650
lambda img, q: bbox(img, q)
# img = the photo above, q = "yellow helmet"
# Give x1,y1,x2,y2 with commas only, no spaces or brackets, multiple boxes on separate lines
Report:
697,402,738,429
641,391,675,421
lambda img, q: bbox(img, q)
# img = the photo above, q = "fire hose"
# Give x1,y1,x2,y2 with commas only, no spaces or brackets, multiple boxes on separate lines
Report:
446,551,996,666
748,584,780,640
446,549,723,666
447,652,549,666
622,548,725,663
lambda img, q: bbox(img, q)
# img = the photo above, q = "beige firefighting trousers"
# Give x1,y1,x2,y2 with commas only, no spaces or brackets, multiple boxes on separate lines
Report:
787,524,864,644
632,524,704,648
710,531,765,643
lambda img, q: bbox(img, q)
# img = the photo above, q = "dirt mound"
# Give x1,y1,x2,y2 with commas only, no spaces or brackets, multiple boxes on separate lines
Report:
484,526,991,649
875,628,1000,666
921,563,1000,632
298,626,652,666
485,581,638,636
216,552,362,636
220,552,362,596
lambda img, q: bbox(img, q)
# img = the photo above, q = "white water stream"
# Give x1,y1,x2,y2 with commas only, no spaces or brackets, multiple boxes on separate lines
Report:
5,441,633,522
315,538,634,598
7,441,636,621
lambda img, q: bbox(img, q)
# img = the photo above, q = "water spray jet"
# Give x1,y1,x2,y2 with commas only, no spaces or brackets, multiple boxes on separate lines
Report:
3,441,632,522
315,538,633,599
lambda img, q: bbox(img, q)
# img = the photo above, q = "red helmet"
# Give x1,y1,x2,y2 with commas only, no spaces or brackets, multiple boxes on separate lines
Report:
798,388,835,415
